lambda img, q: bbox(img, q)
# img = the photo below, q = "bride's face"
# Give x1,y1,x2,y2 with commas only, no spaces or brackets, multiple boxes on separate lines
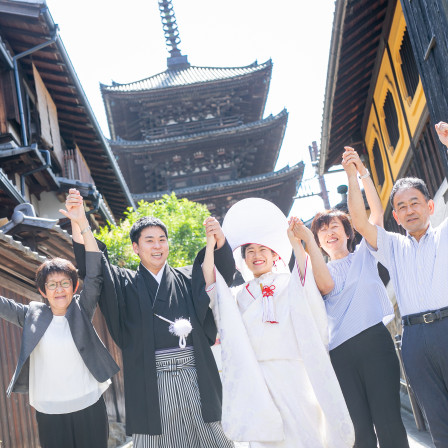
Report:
244,244,279,278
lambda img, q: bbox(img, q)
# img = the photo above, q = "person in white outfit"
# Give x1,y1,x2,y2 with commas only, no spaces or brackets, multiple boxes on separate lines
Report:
202,198,354,448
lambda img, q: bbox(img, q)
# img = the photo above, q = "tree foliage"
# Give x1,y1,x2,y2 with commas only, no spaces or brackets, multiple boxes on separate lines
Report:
95,193,210,269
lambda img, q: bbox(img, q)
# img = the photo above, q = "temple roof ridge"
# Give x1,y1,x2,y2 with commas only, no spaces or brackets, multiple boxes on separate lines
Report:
110,108,287,147
132,162,304,201
101,59,273,93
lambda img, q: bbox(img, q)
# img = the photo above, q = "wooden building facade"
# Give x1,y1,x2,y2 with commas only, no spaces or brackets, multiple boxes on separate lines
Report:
320,0,448,331
0,1,134,445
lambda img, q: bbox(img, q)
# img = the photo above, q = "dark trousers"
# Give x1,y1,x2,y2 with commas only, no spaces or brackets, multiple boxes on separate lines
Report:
402,317,448,448
35,395,108,448
330,323,409,448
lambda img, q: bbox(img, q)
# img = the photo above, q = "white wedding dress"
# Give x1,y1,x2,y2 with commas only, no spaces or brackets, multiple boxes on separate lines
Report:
207,259,354,448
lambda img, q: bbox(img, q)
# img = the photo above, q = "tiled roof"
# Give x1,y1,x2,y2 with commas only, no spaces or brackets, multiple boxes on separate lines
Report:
102,60,272,93
0,230,46,264
0,1,135,218
0,167,23,204
133,163,304,201
111,109,287,148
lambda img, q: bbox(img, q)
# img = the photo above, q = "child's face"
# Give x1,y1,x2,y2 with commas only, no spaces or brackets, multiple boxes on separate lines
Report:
244,244,278,278
39,272,74,316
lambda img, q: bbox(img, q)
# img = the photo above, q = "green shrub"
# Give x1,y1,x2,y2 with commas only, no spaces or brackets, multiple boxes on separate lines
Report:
96,193,210,269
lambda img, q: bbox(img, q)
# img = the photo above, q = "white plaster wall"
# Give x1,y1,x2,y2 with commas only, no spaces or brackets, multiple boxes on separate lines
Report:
431,178,448,226
36,191,64,219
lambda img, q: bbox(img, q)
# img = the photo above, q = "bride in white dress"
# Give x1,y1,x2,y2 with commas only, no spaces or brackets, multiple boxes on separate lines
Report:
202,198,354,448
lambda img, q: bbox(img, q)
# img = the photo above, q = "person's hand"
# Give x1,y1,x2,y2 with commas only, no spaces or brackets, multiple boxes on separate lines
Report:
59,189,87,226
435,122,448,147
203,216,225,248
288,217,312,244
342,146,367,175
342,147,360,178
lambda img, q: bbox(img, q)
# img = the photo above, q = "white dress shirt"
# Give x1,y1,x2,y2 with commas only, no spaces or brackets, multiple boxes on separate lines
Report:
369,219,448,316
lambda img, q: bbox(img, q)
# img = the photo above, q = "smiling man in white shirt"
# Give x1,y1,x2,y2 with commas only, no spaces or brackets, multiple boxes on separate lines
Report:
345,123,448,447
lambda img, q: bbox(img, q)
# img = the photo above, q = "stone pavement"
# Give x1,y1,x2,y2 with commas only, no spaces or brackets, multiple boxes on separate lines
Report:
402,408,434,448
117,408,434,448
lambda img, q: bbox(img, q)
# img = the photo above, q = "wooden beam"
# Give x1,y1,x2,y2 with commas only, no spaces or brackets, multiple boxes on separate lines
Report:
0,271,42,302
0,245,39,277
0,3,41,19
8,42,58,56
57,112,90,123
0,24,52,40
0,258,36,285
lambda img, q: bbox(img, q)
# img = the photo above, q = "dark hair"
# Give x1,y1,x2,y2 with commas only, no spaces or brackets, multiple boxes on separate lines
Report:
129,217,168,244
241,244,250,259
390,177,431,209
240,243,277,259
310,209,356,254
35,257,78,292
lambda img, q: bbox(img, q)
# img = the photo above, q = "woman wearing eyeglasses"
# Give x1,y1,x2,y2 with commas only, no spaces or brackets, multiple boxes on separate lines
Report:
0,189,119,448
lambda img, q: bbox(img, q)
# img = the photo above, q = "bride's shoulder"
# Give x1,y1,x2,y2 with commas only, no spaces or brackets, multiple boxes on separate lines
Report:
274,272,291,281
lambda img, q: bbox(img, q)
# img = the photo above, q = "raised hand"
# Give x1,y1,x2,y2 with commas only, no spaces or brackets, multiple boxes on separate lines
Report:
203,216,225,248
59,188,87,227
435,122,448,147
342,146,367,175
288,216,313,245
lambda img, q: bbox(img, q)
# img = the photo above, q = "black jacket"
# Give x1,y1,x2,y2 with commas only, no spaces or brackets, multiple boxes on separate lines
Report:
0,252,119,397
74,241,235,435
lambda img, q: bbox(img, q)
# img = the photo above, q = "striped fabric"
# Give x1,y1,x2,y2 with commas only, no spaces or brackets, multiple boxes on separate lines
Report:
372,221,448,316
323,240,394,350
132,347,234,448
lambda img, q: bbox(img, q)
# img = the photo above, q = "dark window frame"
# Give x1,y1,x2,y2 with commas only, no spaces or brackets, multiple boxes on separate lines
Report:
399,28,419,101
371,138,385,187
383,90,400,151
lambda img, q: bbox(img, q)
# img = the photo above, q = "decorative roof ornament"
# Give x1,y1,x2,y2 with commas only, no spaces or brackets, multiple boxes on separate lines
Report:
158,0,190,69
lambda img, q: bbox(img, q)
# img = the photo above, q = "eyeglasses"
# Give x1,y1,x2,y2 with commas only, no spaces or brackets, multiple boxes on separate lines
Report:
45,279,72,290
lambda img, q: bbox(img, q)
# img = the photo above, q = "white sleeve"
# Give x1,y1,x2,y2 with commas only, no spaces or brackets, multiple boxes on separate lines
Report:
205,283,217,309
366,225,399,270
290,258,329,349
